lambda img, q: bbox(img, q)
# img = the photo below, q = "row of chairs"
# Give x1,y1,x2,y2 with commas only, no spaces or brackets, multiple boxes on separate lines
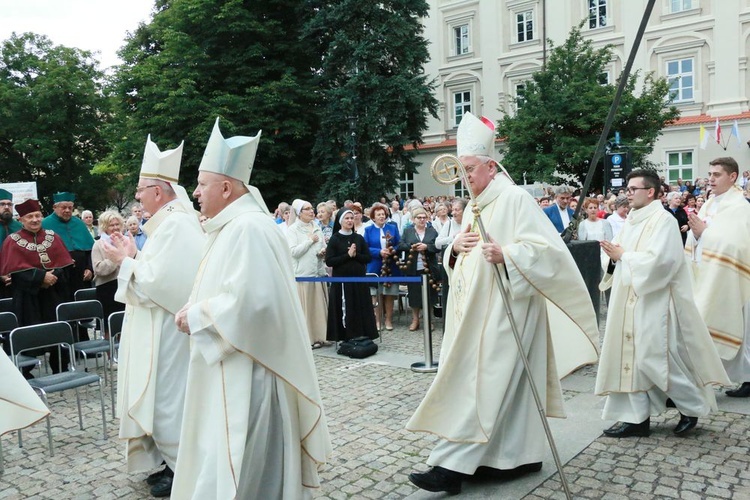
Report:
1,289,125,457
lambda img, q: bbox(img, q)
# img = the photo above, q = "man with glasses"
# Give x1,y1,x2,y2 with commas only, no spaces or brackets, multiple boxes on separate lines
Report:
597,168,729,438
104,136,204,498
0,189,21,299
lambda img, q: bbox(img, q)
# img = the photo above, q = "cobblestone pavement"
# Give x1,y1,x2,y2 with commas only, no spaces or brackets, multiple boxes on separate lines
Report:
1,309,749,499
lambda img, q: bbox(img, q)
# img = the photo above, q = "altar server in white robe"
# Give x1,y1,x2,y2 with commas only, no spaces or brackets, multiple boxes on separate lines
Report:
686,157,750,398
597,168,730,439
406,112,600,495
173,118,331,500
104,136,204,497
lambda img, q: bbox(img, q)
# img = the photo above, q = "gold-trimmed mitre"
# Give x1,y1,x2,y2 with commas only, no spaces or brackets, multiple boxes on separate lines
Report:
198,118,262,184
456,112,496,159
140,135,184,183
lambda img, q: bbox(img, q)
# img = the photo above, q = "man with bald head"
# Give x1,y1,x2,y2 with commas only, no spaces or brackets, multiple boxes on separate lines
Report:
172,118,330,499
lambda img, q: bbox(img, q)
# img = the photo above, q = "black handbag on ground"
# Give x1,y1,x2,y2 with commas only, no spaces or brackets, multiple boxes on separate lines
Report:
337,336,378,359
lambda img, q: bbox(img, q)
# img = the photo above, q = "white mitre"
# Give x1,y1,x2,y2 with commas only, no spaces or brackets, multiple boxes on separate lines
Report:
198,117,262,183
140,135,184,183
456,112,496,158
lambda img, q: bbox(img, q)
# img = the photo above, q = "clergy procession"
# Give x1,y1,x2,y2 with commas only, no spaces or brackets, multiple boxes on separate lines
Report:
1,112,749,499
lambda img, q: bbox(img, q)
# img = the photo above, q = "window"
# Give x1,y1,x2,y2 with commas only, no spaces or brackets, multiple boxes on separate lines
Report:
453,90,472,127
598,72,610,85
399,172,414,200
516,11,534,43
667,151,693,184
667,58,694,102
515,83,526,108
453,24,470,56
454,180,470,199
588,0,608,29
670,0,692,13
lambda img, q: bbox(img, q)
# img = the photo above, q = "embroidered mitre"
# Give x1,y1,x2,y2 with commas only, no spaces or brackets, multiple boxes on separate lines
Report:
198,118,262,184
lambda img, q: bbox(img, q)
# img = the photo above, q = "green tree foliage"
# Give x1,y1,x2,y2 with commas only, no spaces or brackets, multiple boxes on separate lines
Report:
497,23,680,186
0,33,110,210
107,0,320,205
304,0,438,204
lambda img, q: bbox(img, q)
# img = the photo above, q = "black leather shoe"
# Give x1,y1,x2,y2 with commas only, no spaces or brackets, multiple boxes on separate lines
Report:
408,466,464,495
665,398,676,408
603,418,650,438
150,475,173,498
145,464,168,486
474,462,542,480
726,382,750,398
673,414,698,436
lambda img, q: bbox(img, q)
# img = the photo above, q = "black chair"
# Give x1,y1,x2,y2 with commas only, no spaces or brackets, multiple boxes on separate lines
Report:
0,312,40,374
106,311,125,416
74,288,98,302
0,298,13,314
9,321,106,456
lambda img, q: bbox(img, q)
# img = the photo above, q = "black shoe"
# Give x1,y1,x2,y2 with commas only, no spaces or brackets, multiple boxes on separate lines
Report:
408,466,464,495
674,414,698,436
603,418,650,438
726,382,750,398
145,463,168,485
665,398,676,408
474,462,542,480
150,475,173,498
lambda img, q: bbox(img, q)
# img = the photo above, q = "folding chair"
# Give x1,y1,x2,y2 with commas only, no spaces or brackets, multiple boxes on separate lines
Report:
9,321,106,456
74,288,98,302
0,312,40,374
0,298,13,314
106,311,125,416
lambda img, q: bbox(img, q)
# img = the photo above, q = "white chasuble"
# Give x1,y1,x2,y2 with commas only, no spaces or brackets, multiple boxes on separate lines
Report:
0,349,49,436
406,175,599,472
116,200,205,472
172,194,331,500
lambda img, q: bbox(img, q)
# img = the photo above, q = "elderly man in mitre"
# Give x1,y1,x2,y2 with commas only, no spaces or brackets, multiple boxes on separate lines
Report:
173,118,331,499
406,112,600,494
104,136,204,498
0,199,74,373
686,157,750,398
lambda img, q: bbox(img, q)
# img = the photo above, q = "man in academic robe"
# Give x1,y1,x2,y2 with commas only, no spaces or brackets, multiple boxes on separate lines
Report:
406,112,600,495
543,185,575,234
686,156,750,397
173,118,331,500
0,189,22,299
103,136,204,498
597,168,730,438
0,199,74,373
41,192,94,298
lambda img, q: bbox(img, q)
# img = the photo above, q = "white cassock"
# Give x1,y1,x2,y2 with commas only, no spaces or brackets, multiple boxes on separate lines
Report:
0,350,49,436
596,200,730,423
685,187,750,382
406,175,599,474
116,200,205,472
172,193,331,500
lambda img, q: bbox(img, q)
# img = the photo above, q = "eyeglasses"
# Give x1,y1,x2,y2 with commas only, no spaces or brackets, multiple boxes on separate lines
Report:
135,185,160,194
0,202,12,207
625,187,651,194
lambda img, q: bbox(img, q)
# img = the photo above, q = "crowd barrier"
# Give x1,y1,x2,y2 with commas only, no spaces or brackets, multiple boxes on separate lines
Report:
295,275,438,373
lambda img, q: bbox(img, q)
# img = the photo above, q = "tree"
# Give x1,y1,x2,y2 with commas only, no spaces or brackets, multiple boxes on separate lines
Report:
497,23,680,187
0,33,110,210
304,0,438,204
106,0,321,207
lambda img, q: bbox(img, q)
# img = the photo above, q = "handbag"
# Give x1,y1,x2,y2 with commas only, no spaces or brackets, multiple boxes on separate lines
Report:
337,336,378,359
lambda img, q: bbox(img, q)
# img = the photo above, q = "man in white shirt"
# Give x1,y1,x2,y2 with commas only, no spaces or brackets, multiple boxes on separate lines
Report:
542,185,575,234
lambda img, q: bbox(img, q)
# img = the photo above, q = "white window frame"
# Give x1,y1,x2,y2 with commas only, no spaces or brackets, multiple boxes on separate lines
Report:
453,181,470,199
515,10,535,43
399,172,415,200
514,83,527,109
453,24,471,56
666,57,694,102
670,0,692,13
588,0,608,29
666,150,694,184
452,90,472,128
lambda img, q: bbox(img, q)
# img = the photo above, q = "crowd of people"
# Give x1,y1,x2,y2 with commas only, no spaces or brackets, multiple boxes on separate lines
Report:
1,111,748,499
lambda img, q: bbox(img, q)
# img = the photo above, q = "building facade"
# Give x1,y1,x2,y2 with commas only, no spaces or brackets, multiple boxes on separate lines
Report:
405,0,750,199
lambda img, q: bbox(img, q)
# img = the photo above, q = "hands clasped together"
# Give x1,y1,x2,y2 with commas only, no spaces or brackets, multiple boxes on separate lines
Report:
453,224,505,264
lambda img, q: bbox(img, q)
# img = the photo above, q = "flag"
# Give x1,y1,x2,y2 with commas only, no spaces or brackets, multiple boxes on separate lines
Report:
699,124,708,149
714,118,721,145
731,120,743,148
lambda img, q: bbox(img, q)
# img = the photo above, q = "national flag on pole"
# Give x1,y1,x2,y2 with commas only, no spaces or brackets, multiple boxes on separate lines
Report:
714,118,721,144
699,124,708,149
731,120,743,148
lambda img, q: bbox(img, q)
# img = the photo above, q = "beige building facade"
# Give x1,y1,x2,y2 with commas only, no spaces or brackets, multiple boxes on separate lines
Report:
404,0,750,198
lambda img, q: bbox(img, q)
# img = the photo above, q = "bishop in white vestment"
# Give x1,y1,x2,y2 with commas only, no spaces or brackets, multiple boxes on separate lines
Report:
173,119,331,500
597,169,730,438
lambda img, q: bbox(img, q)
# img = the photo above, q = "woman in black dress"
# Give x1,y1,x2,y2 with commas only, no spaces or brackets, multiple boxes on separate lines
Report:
325,209,378,343
398,206,440,331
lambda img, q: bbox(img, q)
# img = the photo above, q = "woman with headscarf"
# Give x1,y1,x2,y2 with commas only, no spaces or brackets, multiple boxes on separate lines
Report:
398,206,440,331
287,199,329,349
325,209,378,343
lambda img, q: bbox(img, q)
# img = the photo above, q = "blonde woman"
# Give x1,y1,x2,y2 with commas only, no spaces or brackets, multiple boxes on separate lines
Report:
91,210,126,336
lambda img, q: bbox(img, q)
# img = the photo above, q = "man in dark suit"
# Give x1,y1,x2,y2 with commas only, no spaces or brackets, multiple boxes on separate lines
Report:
543,186,575,234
